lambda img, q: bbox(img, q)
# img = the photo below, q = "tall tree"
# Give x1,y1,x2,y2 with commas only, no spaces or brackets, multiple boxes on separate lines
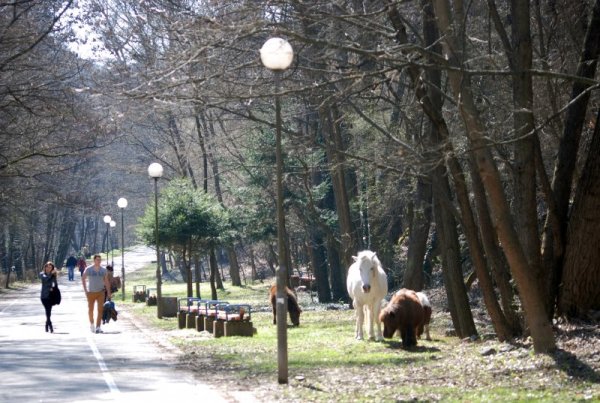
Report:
559,108,600,316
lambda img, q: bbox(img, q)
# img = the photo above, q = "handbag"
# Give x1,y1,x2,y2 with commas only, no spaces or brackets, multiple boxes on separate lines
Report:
50,284,61,306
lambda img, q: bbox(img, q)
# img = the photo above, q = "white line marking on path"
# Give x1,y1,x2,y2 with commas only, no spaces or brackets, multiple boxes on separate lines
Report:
86,332,121,396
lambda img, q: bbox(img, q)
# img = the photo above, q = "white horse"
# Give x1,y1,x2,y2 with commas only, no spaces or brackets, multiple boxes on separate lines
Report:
346,250,388,341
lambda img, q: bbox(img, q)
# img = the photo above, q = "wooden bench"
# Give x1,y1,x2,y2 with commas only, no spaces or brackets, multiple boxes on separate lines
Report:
199,300,227,333
213,303,253,338
177,297,203,329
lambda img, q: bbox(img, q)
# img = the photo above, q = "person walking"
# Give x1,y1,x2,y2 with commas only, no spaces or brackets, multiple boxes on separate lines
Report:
82,254,112,334
77,255,87,277
65,254,77,281
39,261,58,333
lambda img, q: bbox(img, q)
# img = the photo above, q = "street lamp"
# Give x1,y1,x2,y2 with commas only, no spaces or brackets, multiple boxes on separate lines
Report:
117,197,128,302
110,220,116,267
148,162,164,319
103,215,112,265
260,37,293,385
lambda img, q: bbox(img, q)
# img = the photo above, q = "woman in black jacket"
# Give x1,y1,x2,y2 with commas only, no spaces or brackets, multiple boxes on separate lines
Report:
39,261,58,333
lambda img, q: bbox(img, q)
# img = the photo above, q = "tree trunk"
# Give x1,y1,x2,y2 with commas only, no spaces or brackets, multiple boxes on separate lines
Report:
183,246,192,298
227,246,242,286
469,155,522,334
249,246,259,282
389,0,512,338
542,0,600,316
326,234,347,302
404,178,432,291
168,112,196,185
209,248,218,300
309,228,332,302
559,108,600,317
55,209,77,269
432,0,555,352
507,0,543,300
202,110,242,287
322,104,359,269
194,254,201,298
432,168,478,338
215,247,224,290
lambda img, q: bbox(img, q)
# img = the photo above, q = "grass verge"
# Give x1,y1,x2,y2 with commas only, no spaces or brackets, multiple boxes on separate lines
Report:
123,262,600,402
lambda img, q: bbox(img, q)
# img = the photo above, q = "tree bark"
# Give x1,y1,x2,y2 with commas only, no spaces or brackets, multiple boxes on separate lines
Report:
432,0,555,352
469,155,522,335
194,254,201,298
388,0,511,339
542,0,600,316
309,228,332,302
508,0,543,291
404,178,432,291
209,248,218,300
432,167,478,338
326,233,347,302
321,104,359,269
183,244,192,298
559,108,600,317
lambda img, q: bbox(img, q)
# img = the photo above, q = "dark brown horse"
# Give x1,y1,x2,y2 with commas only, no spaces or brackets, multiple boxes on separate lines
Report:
269,284,302,326
379,288,425,347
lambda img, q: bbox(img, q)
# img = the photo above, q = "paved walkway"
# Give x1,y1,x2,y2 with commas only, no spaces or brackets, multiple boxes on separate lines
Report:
0,249,257,403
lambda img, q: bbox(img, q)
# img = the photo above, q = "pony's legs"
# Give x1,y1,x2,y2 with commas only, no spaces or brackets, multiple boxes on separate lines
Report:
355,302,364,340
373,301,383,341
365,305,375,340
424,323,431,340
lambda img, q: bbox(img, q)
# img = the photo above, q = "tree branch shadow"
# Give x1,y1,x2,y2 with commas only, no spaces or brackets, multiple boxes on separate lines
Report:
551,348,600,383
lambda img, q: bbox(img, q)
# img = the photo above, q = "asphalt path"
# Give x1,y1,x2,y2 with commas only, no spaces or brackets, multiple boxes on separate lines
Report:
0,246,254,403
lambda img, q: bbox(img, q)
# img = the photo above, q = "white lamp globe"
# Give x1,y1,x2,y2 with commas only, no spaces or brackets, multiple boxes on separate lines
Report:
103,215,112,224
148,163,163,178
117,198,128,209
260,38,294,71
110,220,116,228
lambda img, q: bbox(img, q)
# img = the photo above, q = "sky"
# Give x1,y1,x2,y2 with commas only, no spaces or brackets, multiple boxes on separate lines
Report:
63,1,113,61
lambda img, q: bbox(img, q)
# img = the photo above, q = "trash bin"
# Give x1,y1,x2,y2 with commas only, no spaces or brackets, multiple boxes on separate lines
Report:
162,297,177,317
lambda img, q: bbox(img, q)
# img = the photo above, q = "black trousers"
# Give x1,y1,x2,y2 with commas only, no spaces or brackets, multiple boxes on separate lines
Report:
41,298,52,323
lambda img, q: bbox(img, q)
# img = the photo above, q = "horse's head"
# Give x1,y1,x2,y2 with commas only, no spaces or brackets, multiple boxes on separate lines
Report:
290,305,301,326
379,306,399,338
352,250,380,293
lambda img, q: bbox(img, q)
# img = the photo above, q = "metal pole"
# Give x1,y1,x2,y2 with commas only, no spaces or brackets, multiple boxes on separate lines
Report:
154,177,163,318
111,233,114,267
120,208,125,302
105,223,110,265
275,71,288,384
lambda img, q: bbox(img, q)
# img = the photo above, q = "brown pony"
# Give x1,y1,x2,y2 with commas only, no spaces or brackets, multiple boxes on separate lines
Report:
269,284,302,326
379,288,425,347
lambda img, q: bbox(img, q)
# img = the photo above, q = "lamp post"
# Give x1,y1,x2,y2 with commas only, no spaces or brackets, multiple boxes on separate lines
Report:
110,220,116,267
103,215,112,265
117,197,128,301
148,162,164,319
260,37,293,385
